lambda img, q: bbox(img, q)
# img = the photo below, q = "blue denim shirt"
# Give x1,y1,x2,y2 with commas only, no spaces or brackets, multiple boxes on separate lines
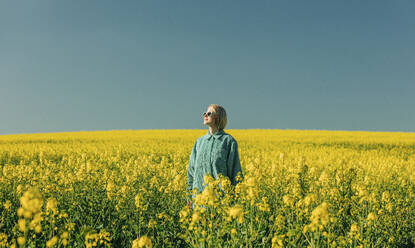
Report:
187,129,243,198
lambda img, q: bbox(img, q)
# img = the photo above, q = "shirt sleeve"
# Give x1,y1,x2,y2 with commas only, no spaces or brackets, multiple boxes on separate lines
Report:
227,139,243,186
187,141,197,195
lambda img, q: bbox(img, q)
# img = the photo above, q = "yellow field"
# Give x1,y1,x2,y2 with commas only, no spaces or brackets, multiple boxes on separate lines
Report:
0,129,414,247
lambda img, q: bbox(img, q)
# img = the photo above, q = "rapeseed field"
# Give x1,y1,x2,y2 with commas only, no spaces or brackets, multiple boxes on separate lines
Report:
0,129,414,247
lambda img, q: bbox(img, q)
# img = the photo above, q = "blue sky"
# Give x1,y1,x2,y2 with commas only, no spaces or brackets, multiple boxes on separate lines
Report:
1,0,414,134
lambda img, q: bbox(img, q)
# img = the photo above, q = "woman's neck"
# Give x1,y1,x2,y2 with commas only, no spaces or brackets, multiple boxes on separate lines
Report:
209,126,219,135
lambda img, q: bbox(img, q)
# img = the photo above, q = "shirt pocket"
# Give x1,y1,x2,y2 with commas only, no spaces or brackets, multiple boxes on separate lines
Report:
214,145,227,160
213,147,228,175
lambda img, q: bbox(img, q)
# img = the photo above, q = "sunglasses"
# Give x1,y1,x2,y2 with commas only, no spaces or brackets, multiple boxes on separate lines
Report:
203,111,215,117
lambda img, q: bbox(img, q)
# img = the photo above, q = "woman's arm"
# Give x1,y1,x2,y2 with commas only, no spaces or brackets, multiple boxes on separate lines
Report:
227,139,243,186
186,141,197,199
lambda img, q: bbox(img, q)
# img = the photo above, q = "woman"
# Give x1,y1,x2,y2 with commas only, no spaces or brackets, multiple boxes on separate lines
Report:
187,104,243,209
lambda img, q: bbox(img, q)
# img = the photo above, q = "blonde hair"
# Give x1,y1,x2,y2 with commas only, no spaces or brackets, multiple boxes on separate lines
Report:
209,104,227,130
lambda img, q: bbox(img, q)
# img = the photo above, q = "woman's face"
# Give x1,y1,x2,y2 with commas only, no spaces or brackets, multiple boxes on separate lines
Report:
203,106,216,127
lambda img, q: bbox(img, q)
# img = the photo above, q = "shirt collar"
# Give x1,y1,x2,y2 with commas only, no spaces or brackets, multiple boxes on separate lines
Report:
206,129,225,140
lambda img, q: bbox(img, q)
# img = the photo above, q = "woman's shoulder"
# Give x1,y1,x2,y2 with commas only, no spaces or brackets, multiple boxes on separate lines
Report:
195,134,207,143
222,132,238,144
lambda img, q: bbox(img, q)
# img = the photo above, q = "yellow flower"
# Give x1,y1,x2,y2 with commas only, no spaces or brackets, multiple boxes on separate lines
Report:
46,198,58,214
282,195,294,207
257,197,270,212
106,181,115,200
179,208,189,219
274,215,285,230
148,219,157,228
34,225,42,234
135,193,147,210
132,236,152,248
61,232,69,239
318,171,330,185
46,236,58,247
85,233,99,248
304,202,329,232
23,210,32,219
195,186,216,206
382,191,390,203
0,233,8,247
367,212,377,222
17,207,24,217
228,205,244,223
272,236,283,248
312,202,329,226
191,212,200,223
349,223,360,239
17,237,25,246
19,188,43,217
245,177,257,187
3,200,12,211
29,213,43,231
16,185,23,195
18,219,26,232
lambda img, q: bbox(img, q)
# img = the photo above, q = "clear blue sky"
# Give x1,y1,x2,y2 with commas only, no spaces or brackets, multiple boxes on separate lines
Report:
1,0,414,134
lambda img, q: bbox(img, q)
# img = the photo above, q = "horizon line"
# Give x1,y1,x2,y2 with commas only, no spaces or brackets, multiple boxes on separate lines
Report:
1,128,414,136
